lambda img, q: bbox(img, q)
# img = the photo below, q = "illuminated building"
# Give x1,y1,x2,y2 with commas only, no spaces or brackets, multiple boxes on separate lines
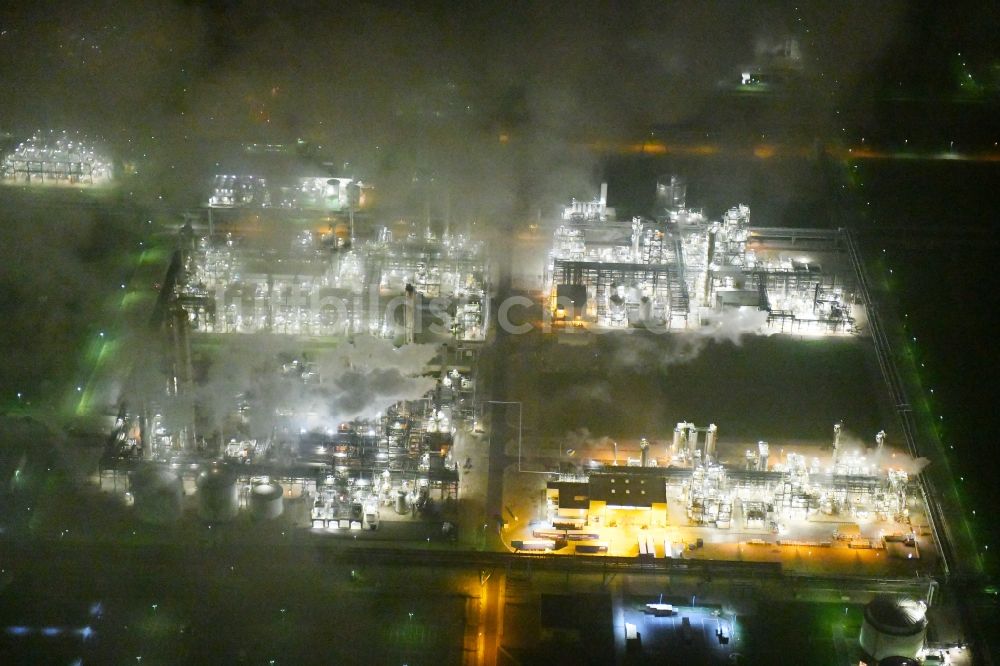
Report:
545,180,857,334
2,131,113,186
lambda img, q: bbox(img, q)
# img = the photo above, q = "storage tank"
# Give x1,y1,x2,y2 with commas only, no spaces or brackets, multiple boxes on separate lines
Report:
688,426,699,456
196,466,239,522
671,423,685,456
249,482,284,520
859,596,927,661
130,466,183,524
705,424,718,460
757,441,769,471
395,490,408,514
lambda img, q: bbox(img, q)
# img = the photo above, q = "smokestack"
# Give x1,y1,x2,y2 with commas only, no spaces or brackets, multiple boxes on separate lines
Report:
443,189,451,238
640,438,650,467
140,402,152,461
833,421,842,461
599,182,608,206
404,284,416,345
631,217,642,262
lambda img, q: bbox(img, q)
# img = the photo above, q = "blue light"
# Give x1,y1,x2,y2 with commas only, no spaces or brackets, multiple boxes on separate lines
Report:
6,626,31,636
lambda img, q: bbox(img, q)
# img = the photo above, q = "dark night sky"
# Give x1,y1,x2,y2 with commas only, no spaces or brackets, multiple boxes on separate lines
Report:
2,1,994,223
0,2,957,146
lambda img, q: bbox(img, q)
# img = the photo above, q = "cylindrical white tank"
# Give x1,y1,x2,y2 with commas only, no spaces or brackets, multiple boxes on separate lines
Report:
757,441,769,471
249,482,284,520
859,596,927,661
196,466,239,522
705,424,718,460
672,424,685,456
688,425,699,456
130,466,183,525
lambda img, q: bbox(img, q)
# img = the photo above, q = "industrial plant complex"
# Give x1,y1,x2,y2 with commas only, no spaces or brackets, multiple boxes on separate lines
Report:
546,177,856,334
1,130,977,665
4,3,999,663
1,131,113,186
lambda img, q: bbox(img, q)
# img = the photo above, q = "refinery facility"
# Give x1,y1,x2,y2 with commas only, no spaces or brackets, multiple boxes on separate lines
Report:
208,174,371,211
206,142,373,211
546,176,858,334
1,131,113,186
94,174,937,569
172,225,489,341
26,160,966,665
90,160,492,534
4,6,995,665
515,420,931,574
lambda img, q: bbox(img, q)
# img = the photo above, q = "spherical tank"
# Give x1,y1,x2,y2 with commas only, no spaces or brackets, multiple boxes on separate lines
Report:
196,466,239,522
859,596,927,661
130,466,183,525
249,482,284,520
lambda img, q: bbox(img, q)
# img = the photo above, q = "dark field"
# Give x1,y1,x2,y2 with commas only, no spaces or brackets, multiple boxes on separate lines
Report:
505,332,891,449
740,601,865,665
0,541,468,665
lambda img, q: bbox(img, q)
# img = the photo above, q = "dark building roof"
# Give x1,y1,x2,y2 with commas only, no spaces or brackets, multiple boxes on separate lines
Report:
538,594,615,664
863,596,927,636
547,481,590,510
877,658,920,666
540,594,612,630
425,431,452,452
555,284,587,317
589,471,667,507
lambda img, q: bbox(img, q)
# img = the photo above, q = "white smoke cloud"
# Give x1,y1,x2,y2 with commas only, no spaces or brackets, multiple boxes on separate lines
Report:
611,308,769,371
884,451,931,476
158,334,439,437
563,427,615,451
562,381,614,405
697,308,770,343
831,429,930,477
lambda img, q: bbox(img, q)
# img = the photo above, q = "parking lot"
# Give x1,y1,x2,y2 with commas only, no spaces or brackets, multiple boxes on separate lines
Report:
622,597,740,665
